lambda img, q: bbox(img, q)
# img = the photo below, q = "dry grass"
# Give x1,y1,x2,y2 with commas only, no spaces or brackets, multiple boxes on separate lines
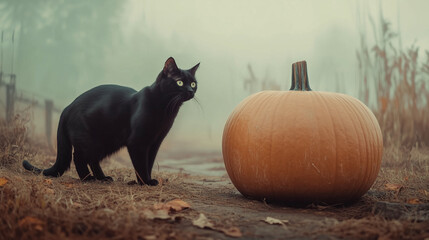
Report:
0,114,31,167
0,168,198,240
357,13,429,149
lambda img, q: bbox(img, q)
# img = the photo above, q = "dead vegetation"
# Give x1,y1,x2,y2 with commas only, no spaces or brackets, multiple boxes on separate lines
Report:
357,12,429,149
0,114,30,167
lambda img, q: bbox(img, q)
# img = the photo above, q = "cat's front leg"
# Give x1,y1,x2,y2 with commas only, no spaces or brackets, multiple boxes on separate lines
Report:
127,145,158,186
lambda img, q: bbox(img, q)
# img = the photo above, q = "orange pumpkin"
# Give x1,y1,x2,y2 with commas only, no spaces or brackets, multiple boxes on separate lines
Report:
222,61,383,204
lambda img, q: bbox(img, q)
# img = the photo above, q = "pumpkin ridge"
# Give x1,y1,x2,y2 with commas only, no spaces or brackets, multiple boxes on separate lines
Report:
341,95,372,198
258,93,275,196
245,92,272,195
351,99,374,196
268,93,285,196
335,94,365,199
353,98,383,187
290,92,302,198
316,92,340,200
223,93,260,186
309,92,325,197
331,93,350,200
238,93,266,191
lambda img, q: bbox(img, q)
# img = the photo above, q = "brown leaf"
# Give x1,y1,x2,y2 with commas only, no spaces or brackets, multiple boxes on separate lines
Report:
220,227,242,238
192,213,214,229
385,183,402,191
154,199,191,212
143,209,171,220
0,177,8,187
407,198,421,204
192,213,241,237
18,216,44,231
165,199,191,211
263,217,289,226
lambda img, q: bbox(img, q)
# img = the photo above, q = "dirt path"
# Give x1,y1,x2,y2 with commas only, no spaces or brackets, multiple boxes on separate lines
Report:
177,177,341,239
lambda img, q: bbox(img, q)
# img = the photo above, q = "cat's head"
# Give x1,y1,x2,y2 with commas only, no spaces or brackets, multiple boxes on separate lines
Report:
156,57,200,101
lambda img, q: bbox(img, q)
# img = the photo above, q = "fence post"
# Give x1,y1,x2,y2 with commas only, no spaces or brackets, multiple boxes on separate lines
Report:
6,74,16,124
45,99,54,148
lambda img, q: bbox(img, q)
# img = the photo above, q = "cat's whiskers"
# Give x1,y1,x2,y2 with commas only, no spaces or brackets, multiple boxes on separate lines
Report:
192,97,204,114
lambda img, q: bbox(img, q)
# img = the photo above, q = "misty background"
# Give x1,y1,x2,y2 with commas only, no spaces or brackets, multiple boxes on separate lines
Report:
0,0,428,152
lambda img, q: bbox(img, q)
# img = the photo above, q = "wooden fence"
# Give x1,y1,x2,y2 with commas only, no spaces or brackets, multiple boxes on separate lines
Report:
0,71,62,148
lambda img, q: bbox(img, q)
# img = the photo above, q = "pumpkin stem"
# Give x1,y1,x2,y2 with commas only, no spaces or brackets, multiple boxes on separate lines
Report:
290,61,311,91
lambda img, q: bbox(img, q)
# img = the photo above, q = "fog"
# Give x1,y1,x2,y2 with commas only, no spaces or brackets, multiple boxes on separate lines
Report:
1,0,428,151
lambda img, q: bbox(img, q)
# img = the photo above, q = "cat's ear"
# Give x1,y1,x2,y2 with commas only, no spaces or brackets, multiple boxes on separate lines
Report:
189,62,200,76
163,57,179,76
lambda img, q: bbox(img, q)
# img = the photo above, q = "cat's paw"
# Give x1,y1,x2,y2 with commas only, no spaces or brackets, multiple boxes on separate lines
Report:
100,176,114,182
147,179,159,186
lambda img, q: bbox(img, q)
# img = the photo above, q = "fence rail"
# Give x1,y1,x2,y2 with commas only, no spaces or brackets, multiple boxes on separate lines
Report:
1,71,62,148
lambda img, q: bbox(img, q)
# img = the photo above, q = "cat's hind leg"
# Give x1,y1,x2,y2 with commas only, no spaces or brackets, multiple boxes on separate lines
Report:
73,150,95,181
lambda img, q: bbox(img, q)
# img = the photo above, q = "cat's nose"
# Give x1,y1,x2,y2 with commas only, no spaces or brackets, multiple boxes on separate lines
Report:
185,86,194,98
185,88,194,99
187,90,194,99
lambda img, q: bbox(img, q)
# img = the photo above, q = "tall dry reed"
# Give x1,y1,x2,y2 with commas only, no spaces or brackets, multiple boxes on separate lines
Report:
357,14,429,149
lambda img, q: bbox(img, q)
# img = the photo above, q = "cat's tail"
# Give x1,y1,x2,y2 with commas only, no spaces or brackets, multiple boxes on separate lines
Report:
22,112,72,177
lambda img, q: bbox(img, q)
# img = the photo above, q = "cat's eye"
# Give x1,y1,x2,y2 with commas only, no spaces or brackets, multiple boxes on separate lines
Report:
191,82,196,88
177,81,183,86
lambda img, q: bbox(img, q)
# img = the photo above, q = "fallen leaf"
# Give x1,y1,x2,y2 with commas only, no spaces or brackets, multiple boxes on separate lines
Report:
18,216,44,231
192,213,242,238
220,227,242,238
44,179,53,185
158,199,191,212
263,217,289,225
192,213,214,229
154,199,191,212
143,209,171,220
0,177,8,187
407,198,421,204
385,183,402,191
167,199,191,211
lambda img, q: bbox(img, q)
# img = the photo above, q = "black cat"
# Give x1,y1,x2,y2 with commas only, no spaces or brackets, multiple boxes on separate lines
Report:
23,57,199,186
